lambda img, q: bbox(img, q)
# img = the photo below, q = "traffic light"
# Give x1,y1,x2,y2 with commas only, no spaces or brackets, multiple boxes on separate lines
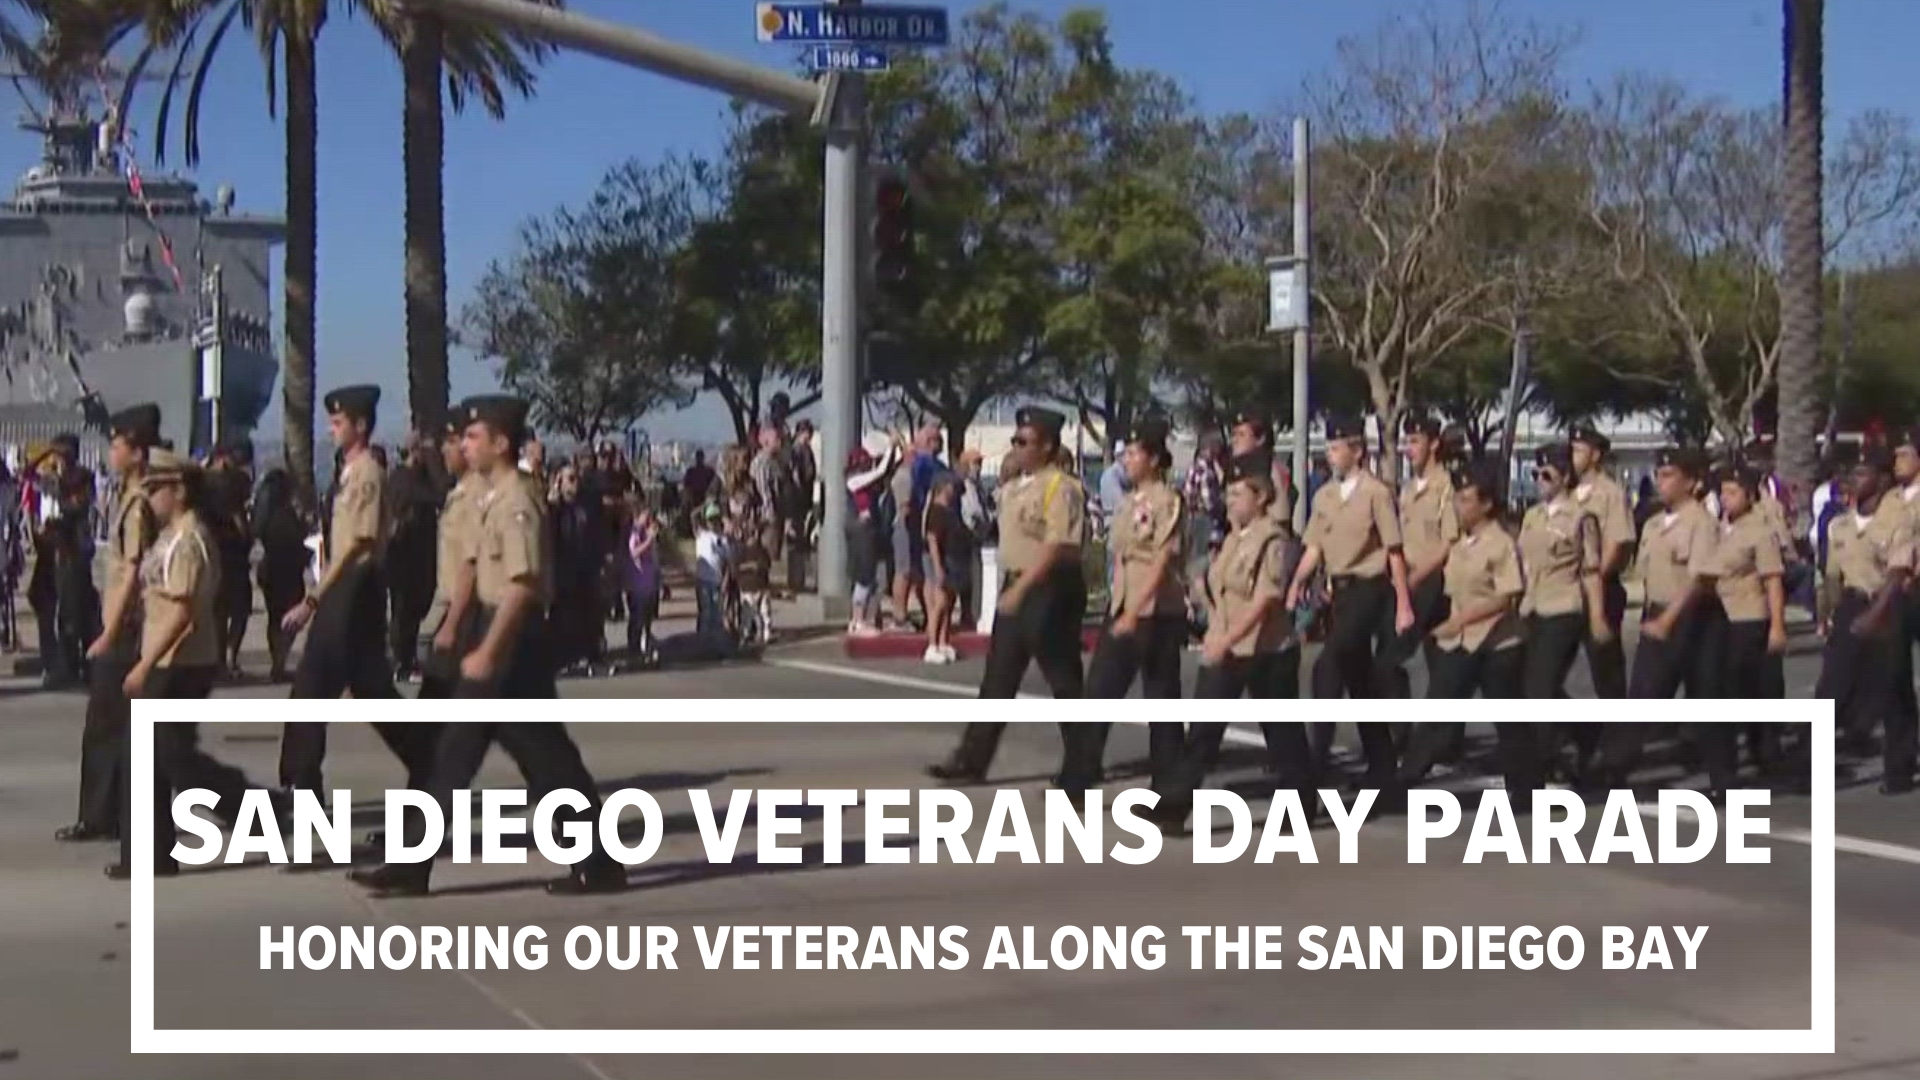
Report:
871,168,915,297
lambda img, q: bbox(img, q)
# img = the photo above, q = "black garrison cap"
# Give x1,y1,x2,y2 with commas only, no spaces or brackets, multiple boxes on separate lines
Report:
109,403,161,449
459,395,531,443
1403,414,1442,439
1533,442,1573,475
1568,424,1611,455
1655,446,1711,479
323,384,381,422
1451,457,1507,503
1226,450,1273,485
1325,415,1366,442
1015,406,1067,443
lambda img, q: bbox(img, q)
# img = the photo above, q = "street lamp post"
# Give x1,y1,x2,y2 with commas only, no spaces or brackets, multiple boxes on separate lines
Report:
1266,116,1312,534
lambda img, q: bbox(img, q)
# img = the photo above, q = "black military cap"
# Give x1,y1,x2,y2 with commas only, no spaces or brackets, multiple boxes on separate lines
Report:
51,431,80,455
1226,450,1273,486
1450,457,1507,503
1568,424,1611,455
459,394,530,442
1015,406,1067,443
1654,446,1711,478
1533,442,1573,475
323,384,381,422
1403,414,1442,439
109,403,162,449
1325,415,1366,442
1229,410,1272,438
1716,463,1761,493
1132,416,1172,452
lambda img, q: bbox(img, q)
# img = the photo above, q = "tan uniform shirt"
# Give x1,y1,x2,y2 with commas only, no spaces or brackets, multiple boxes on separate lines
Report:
1573,472,1634,572
997,466,1085,575
1714,510,1785,623
1829,500,1916,597
140,512,221,669
1304,471,1402,578
106,479,155,629
472,471,552,608
1517,496,1599,617
434,471,487,606
1435,520,1523,652
1108,480,1185,617
1206,516,1297,656
329,452,388,568
1757,491,1794,557
1398,464,1460,572
1638,501,1719,609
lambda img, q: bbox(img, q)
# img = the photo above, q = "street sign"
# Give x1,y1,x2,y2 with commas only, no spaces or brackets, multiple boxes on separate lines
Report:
756,3,949,47
806,44,890,73
1267,260,1305,332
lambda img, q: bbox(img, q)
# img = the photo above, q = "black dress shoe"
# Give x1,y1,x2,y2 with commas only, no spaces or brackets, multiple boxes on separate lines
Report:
55,823,117,843
347,864,431,896
546,864,628,896
925,760,986,784
105,862,179,880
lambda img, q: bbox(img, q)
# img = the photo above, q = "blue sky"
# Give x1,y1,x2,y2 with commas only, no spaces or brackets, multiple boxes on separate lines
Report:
6,0,1915,442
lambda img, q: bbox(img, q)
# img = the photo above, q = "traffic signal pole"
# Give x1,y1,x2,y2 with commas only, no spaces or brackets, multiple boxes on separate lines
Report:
407,0,868,613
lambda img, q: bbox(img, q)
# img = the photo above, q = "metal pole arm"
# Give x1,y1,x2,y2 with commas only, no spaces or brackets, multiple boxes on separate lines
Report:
410,0,824,116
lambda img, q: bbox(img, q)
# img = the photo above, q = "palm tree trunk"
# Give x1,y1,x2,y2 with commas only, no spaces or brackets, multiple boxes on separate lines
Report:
1777,0,1824,526
282,29,320,506
401,12,449,436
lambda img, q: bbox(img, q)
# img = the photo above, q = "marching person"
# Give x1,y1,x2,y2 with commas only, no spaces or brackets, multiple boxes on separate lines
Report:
1592,448,1719,786
1817,449,1916,795
1516,444,1608,782
1569,427,1634,711
1400,460,1538,797
58,405,161,845
422,418,485,700
350,396,628,896
928,407,1086,787
1375,416,1458,699
1704,464,1788,797
1073,418,1187,792
1284,416,1412,789
109,449,258,880
276,385,436,795
1152,451,1309,829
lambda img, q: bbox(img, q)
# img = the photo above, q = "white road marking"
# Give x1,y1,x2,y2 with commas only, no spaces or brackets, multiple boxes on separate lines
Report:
764,655,1920,869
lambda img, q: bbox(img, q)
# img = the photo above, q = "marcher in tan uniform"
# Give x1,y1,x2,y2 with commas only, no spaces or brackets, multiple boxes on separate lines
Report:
1517,443,1607,700
1285,416,1413,788
929,407,1088,788
1592,447,1719,787
1400,460,1538,795
277,384,434,796
1818,447,1916,794
1151,451,1312,830
352,396,628,897
1703,464,1787,797
1376,415,1459,699
112,450,258,879
421,417,487,701
1569,426,1634,701
60,404,161,845
1078,418,1186,789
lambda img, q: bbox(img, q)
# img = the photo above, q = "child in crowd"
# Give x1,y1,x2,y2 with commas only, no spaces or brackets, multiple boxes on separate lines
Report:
732,522,775,646
694,503,730,638
921,473,970,664
624,495,662,662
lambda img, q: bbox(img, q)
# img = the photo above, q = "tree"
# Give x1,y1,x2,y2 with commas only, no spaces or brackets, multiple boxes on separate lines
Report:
1300,4,1576,455
1778,0,1823,518
462,160,697,441
1579,76,1920,446
861,3,1074,452
357,0,553,436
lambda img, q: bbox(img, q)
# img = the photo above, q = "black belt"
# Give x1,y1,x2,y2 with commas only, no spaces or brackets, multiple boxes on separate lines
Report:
1645,602,1667,618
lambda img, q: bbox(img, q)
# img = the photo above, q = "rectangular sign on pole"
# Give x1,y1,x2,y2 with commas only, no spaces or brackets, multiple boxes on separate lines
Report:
757,3,950,46
805,44,891,72
1267,261,1304,332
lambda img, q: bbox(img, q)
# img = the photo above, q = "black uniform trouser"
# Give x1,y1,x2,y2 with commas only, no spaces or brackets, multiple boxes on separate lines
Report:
75,633,139,830
1309,574,1400,782
1593,601,1712,782
1526,611,1588,776
1371,573,1449,700
1409,644,1539,796
1069,614,1189,794
119,666,249,872
219,546,250,664
1699,614,1780,790
282,566,431,792
1160,651,1313,812
947,567,1087,779
1818,590,1915,786
389,581,431,674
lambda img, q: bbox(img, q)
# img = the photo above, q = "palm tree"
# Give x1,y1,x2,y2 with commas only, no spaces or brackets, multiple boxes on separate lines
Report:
357,0,550,437
1777,0,1823,524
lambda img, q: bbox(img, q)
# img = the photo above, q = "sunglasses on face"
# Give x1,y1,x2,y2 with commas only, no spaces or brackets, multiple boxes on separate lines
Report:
1533,468,1557,482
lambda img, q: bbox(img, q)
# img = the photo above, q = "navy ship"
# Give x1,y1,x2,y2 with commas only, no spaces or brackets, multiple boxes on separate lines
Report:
0,83,283,456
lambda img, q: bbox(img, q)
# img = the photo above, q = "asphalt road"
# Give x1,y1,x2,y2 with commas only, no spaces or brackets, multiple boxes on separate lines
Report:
0,641,1912,1080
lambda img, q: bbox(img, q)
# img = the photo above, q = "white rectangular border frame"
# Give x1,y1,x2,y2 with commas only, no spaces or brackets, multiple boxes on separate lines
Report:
131,698,1835,1055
